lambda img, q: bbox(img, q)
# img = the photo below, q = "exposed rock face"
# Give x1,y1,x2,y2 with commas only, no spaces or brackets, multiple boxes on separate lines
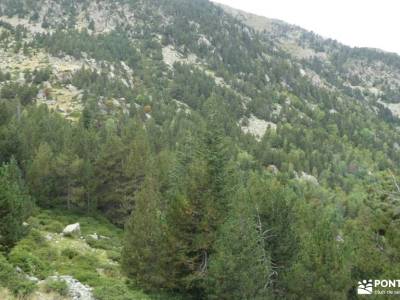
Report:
378,100,400,117
63,223,81,237
298,172,319,185
162,45,198,67
240,114,277,141
48,276,94,300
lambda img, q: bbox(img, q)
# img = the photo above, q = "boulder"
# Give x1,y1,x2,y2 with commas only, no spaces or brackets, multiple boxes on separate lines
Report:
63,223,81,237
298,172,319,185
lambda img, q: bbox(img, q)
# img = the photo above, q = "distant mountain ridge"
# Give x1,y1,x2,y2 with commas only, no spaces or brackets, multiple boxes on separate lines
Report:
217,2,400,107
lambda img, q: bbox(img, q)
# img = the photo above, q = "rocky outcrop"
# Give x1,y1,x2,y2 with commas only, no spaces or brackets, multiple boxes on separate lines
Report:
297,172,319,185
63,223,81,237
47,276,94,300
240,115,277,141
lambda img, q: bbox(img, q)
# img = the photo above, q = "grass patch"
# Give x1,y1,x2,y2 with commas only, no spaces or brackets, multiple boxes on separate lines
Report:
0,254,37,298
7,209,184,299
44,278,68,296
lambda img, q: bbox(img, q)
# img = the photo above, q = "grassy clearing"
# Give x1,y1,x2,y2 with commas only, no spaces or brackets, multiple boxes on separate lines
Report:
5,209,181,300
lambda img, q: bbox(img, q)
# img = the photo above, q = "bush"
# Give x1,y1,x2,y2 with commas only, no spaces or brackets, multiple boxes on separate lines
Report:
9,248,50,279
0,254,36,297
86,237,114,250
106,250,121,262
8,279,36,298
93,281,147,300
29,228,47,245
44,278,68,296
0,254,17,286
61,248,79,260
42,220,64,233
33,68,52,84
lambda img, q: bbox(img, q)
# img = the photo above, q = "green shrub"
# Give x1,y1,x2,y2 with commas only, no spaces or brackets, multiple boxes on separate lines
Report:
42,220,64,233
0,254,17,286
106,250,121,262
37,246,59,262
9,248,50,279
8,279,36,298
72,270,101,287
86,237,114,250
0,254,36,297
44,278,68,296
93,281,148,300
29,228,47,245
61,248,79,259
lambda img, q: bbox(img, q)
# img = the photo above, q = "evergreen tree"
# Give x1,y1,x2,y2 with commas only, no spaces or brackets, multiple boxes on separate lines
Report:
285,208,352,299
27,142,54,207
208,188,272,300
53,150,84,209
0,160,31,250
122,173,168,290
93,129,128,223
94,121,151,224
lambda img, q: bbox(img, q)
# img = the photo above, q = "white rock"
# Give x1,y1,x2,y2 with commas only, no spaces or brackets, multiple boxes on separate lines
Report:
112,99,121,107
63,223,81,237
378,100,400,118
45,233,53,241
336,235,344,243
298,172,319,185
88,233,99,240
26,275,39,283
329,109,338,114
240,114,276,141
48,276,94,300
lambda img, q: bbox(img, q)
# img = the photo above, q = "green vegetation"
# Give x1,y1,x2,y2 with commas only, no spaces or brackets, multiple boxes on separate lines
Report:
44,278,68,296
0,159,31,251
0,253,36,298
0,0,400,299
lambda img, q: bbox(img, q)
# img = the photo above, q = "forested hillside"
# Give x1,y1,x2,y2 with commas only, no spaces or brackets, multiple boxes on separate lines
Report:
1,0,400,299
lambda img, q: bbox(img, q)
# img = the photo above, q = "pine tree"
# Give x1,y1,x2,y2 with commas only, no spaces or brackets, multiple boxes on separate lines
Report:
93,130,127,223
162,116,234,295
0,161,31,250
94,121,151,224
122,173,168,290
53,150,84,210
207,188,272,300
285,208,352,299
27,142,54,207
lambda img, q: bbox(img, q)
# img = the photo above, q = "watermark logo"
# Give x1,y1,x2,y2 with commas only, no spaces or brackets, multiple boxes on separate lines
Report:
357,279,400,295
358,280,373,295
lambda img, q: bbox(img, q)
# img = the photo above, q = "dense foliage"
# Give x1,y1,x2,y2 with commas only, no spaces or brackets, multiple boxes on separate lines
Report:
1,0,400,299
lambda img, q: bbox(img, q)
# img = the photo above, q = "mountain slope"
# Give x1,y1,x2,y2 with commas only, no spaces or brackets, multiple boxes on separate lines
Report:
1,0,400,299
219,2,400,108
